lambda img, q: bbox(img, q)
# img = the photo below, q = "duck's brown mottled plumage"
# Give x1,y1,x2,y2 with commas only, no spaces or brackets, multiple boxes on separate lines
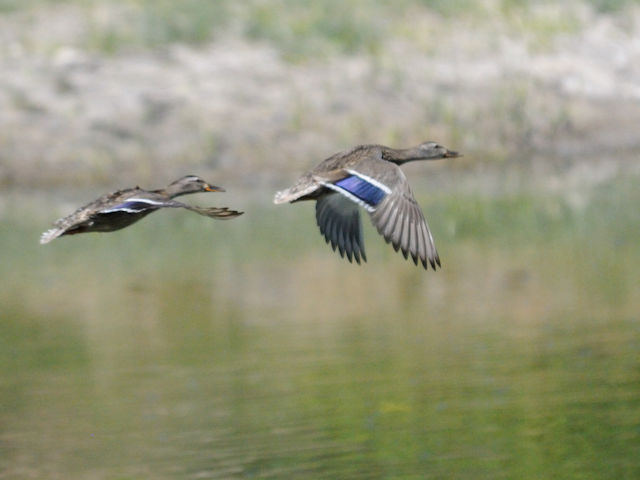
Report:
40,175,243,244
274,141,460,269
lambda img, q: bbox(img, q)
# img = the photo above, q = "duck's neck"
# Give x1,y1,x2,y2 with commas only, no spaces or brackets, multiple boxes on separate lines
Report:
381,146,427,165
155,184,190,198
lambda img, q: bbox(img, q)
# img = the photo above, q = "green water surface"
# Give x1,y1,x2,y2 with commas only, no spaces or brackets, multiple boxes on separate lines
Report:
1,180,639,479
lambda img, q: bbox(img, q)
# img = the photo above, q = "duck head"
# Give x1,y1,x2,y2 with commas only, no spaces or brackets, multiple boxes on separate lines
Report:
414,141,461,160
165,175,225,197
384,141,461,164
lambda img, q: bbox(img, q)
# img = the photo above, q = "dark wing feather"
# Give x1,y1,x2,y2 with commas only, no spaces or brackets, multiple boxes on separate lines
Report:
315,193,366,264
104,197,243,219
368,173,440,270
183,205,244,219
128,198,244,220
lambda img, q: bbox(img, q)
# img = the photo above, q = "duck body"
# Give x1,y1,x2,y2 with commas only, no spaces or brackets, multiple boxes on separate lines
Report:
41,175,243,244
274,142,460,269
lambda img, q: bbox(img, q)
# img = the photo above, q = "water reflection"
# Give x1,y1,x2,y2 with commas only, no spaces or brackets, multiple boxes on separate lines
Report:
1,186,639,478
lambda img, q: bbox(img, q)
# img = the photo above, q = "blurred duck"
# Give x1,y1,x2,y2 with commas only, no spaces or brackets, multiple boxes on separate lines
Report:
40,175,243,244
274,141,460,269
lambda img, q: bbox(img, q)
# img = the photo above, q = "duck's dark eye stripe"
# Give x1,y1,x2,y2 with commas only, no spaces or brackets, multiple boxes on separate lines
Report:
334,175,387,207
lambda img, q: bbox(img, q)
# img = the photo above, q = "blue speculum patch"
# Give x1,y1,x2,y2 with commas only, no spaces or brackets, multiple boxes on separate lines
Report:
107,200,158,213
334,175,387,207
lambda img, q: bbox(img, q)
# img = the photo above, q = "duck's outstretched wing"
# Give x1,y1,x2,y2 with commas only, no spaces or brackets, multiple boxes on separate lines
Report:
315,193,366,264
182,205,244,219
100,197,165,214
367,173,440,270
322,161,440,270
40,196,242,243
104,198,243,219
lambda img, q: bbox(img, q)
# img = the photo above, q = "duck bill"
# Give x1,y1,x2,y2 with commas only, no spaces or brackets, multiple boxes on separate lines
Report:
444,150,461,158
204,185,225,192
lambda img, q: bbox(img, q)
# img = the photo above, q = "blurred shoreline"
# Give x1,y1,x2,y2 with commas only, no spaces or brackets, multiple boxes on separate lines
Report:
1,1,639,191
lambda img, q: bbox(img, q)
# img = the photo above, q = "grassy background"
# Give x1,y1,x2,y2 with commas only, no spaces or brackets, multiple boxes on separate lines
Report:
1,0,635,54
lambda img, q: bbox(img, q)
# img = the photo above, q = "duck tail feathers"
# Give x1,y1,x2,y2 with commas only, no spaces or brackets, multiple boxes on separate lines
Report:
273,183,319,204
40,227,64,244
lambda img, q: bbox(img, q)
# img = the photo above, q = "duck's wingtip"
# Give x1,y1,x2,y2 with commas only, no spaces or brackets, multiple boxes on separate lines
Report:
216,208,244,219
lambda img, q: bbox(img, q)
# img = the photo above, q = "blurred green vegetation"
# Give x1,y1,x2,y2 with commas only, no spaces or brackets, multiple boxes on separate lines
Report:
1,0,635,58
87,0,231,54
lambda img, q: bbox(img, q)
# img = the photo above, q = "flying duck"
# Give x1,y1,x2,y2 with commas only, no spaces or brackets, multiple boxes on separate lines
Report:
273,141,460,269
40,175,243,244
